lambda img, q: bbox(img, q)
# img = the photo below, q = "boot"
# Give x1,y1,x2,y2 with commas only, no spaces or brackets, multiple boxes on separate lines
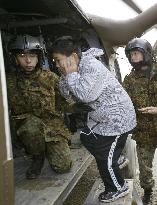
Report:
26,155,45,179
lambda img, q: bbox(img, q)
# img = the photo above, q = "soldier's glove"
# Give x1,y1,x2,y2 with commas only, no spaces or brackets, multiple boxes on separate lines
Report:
72,102,94,113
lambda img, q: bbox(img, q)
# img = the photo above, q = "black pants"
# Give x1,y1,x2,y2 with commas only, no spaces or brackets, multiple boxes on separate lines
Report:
80,127,128,193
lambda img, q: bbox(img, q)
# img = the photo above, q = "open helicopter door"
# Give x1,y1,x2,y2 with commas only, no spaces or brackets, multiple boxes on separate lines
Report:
0,30,14,205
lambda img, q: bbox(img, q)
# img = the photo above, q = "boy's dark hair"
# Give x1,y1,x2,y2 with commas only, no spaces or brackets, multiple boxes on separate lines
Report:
52,36,82,58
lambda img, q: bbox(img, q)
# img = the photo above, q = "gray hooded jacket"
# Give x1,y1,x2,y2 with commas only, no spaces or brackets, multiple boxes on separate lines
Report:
59,48,136,136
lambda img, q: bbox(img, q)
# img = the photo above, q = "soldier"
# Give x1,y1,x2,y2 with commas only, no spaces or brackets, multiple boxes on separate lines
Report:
124,37,157,204
6,34,72,179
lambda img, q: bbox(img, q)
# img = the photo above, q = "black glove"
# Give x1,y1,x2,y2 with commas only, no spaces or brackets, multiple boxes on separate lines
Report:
72,102,94,113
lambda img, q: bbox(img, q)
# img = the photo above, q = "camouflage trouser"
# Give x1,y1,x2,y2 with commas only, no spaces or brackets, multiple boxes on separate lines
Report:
46,140,72,173
137,146,155,191
12,115,72,173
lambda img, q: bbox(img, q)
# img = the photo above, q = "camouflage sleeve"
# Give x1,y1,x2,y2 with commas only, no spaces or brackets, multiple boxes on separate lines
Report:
122,74,133,98
50,74,75,113
37,71,60,117
42,71,80,113
6,72,17,113
42,70,59,87
6,72,16,95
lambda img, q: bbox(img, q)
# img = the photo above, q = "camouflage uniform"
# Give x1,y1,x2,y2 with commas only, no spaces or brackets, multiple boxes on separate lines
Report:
7,68,72,173
123,69,157,190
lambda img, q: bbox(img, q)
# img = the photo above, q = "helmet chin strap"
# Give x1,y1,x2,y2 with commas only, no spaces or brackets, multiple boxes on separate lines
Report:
131,61,144,71
131,60,151,71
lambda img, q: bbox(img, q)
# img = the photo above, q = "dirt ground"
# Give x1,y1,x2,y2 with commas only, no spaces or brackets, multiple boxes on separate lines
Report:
64,160,99,205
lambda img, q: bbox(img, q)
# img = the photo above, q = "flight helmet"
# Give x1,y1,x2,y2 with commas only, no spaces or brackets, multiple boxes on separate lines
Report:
8,34,42,54
125,38,153,67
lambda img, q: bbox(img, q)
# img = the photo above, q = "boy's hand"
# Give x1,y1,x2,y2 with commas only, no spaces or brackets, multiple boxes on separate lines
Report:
60,56,78,74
